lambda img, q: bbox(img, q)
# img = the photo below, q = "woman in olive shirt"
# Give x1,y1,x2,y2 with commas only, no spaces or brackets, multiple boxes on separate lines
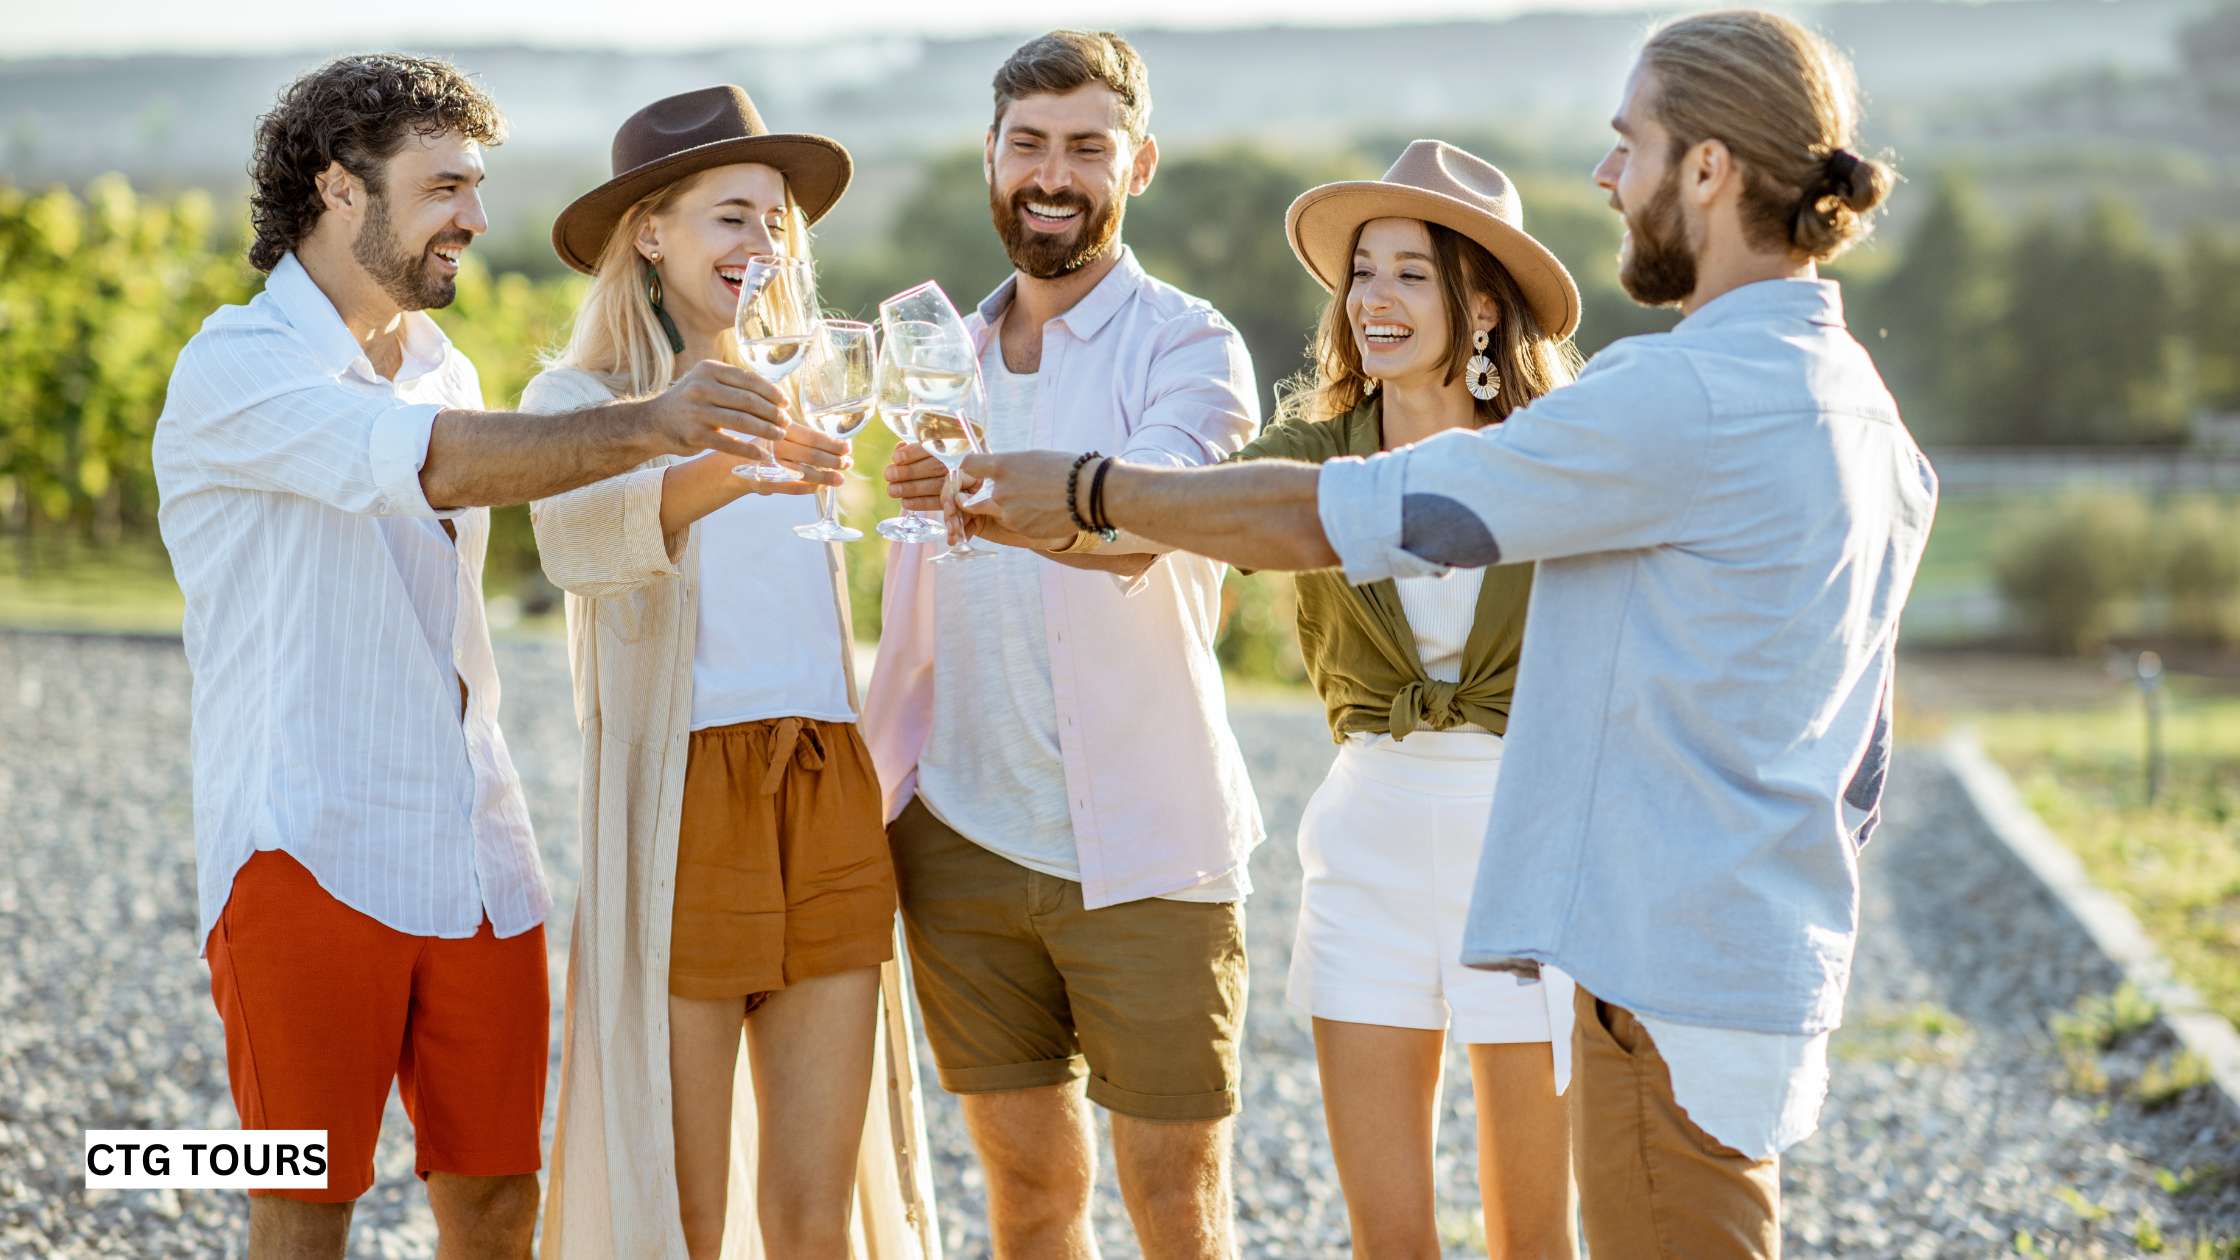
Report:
1235,142,1586,1259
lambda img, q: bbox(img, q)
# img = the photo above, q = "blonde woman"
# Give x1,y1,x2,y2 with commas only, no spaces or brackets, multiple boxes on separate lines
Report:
521,87,937,1260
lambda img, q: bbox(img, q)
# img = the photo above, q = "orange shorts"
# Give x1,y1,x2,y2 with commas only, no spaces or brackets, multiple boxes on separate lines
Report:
204,851,549,1203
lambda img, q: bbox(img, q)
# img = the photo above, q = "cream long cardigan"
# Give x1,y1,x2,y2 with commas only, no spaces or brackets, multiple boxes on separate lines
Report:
522,367,939,1260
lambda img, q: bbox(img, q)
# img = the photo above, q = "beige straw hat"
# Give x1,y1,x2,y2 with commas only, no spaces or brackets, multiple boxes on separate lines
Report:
1286,139,1580,340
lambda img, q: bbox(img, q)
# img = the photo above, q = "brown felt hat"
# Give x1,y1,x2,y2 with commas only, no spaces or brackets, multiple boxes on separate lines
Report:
1286,139,1581,340
551,85,852,275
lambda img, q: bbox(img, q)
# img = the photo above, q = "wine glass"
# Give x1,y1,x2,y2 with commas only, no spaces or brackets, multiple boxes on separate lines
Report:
792,319,875,541
877,282,981,545
909,358,992,566
731,253,816,482
873,326,947,543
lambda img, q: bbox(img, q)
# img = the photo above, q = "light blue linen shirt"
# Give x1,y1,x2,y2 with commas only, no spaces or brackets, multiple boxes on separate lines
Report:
1316,279,1937,1035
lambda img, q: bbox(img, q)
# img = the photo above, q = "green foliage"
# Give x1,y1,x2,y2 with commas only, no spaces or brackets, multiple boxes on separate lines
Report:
1992,490,2156,651
2183,226,2240,413
2162,499,2240,645
0,177,258,556
1994,200,2192,445
1980,694,2240,1030
1854,172,2010,445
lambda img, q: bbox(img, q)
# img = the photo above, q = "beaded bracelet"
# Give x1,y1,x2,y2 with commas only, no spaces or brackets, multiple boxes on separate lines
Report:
1087,456,1119,539
1065,451,1101,533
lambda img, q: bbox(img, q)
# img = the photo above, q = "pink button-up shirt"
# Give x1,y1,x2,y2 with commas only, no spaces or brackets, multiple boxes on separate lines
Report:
863,248,1265,909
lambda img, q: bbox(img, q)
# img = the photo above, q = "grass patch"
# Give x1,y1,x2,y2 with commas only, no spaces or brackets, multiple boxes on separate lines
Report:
1976,695,2240,1030
2052,983,2162,1052
0,540,184,634
1832,1000,1975,1065
2051,983,2160,1097
1913,495,2014,603
2133,1051,2214,1110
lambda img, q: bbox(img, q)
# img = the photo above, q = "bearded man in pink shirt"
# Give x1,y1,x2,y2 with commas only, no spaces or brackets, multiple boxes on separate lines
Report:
871,28,1263,1260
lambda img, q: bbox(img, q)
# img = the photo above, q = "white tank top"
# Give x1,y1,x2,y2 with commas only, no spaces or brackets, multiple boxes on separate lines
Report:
1395,567,1486,684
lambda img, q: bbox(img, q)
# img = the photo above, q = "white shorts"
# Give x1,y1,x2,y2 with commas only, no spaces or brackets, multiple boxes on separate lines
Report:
1286,730,1573,1083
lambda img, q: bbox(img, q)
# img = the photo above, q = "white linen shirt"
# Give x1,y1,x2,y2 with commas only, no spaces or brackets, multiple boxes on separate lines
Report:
155,252,550,956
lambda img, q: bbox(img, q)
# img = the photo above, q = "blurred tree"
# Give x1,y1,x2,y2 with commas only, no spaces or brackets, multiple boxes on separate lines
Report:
1994,200,2189,445
1855,171,2012,444
2182,225,2240,414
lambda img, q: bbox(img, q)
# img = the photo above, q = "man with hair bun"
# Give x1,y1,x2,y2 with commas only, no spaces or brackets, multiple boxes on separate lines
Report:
962,10,1935,1253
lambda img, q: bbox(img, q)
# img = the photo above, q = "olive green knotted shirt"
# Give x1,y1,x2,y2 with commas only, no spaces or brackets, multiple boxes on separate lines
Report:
1231,398,1534,743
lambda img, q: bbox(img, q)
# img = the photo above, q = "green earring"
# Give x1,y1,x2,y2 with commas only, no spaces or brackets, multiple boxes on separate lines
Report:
643,256,684,354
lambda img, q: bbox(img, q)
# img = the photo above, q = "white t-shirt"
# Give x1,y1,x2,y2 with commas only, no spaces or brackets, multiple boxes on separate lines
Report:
915,325,1244,902
689,485,855,730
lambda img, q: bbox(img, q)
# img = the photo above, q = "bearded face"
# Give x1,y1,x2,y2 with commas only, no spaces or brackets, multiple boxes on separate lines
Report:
988,180,1124,281
1616,165,1698,308
352,186,470,311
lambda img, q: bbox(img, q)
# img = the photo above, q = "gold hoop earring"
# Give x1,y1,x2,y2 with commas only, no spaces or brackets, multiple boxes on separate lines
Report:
1465,328,1501,401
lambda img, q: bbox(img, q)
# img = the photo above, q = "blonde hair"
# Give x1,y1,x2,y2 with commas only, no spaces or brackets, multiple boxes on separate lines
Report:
1640,9,1897,262
549,169,815,398
1277,221,1582,428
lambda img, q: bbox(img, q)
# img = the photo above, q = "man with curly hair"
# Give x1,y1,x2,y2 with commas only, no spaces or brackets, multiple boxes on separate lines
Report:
152,53,846,1259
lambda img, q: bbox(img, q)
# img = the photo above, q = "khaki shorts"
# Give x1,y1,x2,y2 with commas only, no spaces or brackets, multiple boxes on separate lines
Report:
888,798,1246,1121
670,717,896,1001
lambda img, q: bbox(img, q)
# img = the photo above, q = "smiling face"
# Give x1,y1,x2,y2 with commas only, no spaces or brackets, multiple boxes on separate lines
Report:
1595,65,1700,307
985,84,1154,279
636,163,794,343
1344,217,1462,390
351,128,487,310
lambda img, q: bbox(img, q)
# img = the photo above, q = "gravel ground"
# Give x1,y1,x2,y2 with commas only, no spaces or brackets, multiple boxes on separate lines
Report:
2,632,2236,1258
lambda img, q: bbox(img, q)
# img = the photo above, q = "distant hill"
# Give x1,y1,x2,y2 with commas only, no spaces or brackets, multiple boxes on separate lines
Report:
1,0,2221,258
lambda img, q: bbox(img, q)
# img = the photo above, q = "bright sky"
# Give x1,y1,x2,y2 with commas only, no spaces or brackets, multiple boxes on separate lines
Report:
11,0,1687,56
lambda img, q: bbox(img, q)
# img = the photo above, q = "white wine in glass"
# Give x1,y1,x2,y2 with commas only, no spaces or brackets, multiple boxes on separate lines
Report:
731,253,816,482
914,372,993,565
872,317,949,543
794,319,877,541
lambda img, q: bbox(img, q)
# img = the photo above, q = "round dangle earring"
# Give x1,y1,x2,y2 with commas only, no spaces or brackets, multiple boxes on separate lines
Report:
1363,376,1380,396
1465,328,1501,401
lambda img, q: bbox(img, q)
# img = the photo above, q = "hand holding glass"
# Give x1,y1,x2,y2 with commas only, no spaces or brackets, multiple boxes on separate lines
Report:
907,350,992,566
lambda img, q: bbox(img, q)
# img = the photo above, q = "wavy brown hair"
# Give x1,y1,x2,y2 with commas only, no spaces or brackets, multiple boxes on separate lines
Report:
246,54,506,273
1278,221,1582,428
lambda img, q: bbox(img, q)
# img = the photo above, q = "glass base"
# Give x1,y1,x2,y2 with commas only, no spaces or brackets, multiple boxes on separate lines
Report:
733,461,802,482
876,514,945,542
928,542,991,564
793,520,863,541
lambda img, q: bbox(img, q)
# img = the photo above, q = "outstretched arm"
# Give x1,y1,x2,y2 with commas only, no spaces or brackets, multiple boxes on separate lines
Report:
957,451,1338,573
423,359,815,510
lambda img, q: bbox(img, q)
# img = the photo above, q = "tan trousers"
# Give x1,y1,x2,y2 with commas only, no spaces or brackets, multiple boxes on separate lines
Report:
1569,986,1783,1259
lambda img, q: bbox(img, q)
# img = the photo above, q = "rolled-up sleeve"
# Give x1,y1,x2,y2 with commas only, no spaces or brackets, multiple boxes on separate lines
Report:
162,325,455,519
1315,338,1712,582
1317,452,1443,584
